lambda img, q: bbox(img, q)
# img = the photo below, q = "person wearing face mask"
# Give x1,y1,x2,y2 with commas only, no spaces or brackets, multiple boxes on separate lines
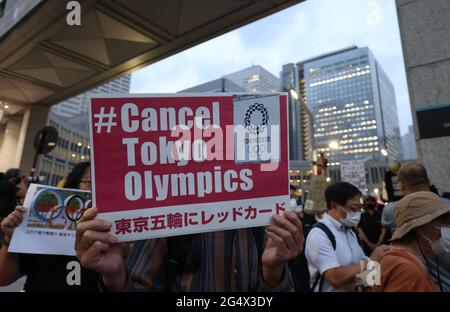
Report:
357,196,388,256
290,184,300,210
305,182,389,292
290,185,315,235
372,191,450,292
380,161,450,291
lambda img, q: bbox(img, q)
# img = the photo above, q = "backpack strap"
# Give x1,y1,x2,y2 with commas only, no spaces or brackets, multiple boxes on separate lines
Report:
308,222,336,292
312,223,336,249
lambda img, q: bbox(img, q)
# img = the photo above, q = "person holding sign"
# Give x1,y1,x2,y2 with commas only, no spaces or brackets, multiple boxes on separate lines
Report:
78,94,301,291
75,208,303,292
0,162,99,292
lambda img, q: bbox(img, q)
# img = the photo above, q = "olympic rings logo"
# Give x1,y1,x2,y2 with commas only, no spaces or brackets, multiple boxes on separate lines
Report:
32,188,91,224
244,103,269,135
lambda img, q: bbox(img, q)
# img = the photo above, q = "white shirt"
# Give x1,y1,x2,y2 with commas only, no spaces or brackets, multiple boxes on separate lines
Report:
305,213,367,292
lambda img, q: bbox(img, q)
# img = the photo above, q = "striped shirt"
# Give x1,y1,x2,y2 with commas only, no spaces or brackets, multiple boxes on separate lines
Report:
124,228,294,292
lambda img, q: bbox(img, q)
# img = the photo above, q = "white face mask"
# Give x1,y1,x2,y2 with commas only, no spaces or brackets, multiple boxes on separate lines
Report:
423,227,450,255
339,207,361,227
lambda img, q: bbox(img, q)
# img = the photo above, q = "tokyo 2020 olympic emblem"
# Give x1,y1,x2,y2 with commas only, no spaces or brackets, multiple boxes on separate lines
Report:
244,103,269,135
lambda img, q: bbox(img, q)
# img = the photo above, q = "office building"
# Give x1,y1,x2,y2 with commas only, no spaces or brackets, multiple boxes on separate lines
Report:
298,46,402,165
281,63,315,163
402,125,417,160
37,75,131,184
51,75,131,118
223,65,280,93
180,77,246,93
38,111,90,186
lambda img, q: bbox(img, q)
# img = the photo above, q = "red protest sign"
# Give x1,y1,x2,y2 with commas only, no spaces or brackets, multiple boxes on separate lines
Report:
89,94,289,241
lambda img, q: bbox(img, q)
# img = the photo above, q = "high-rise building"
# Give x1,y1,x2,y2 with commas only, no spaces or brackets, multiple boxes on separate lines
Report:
180,77,246,93
38,111,90,186
223,65,280,93
38,75,131,184
402,125,417,160
297,46,402,165
51,75,131,118
280,63,315,162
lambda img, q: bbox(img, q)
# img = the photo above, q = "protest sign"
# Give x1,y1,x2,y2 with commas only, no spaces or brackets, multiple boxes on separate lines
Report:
304,175,328,213
340,160,366,192
9,184,90,256
89,93,289,242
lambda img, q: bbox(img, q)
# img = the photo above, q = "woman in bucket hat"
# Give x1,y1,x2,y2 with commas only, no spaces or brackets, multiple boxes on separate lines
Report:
372,191,450,292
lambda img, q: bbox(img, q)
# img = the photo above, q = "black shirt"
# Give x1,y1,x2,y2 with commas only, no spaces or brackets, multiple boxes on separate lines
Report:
300,212,317,235
358,210,382,243
0,180,20,218
19,254,100,292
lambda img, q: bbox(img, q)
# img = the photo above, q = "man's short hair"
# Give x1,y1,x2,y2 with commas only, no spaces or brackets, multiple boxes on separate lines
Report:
397,162,429,187
364,195,377,203
325,182,362,210
290,184,297,191
5,168,21,180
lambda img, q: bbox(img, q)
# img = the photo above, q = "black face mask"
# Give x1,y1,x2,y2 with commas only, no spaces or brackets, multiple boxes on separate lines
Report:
366,204,376,210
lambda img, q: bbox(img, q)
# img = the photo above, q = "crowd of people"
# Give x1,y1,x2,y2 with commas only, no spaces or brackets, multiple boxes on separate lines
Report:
0,160,449,292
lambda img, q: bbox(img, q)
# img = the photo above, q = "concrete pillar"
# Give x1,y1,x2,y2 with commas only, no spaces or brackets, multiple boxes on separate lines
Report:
396,0,450,193
19,105,50,175
0,114,25,171
0,105,49,174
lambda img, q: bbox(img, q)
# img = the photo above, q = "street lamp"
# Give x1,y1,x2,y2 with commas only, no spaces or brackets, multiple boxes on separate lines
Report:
289,89,299,100
329,140,340,150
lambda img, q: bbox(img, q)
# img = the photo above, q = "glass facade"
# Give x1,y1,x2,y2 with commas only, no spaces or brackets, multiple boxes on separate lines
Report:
38,112,90,186
301,47,402,164
0,0,41,38
223,65,280,93
376,63,403,160
280,63,315,162
51,75,131,119
39,75,131,185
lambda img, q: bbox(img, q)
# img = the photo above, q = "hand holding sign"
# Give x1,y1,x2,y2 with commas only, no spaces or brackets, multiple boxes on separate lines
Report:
262,211,304,284
89,94,289,242
8,184,94,256
75,207,130,291
1,206,26,241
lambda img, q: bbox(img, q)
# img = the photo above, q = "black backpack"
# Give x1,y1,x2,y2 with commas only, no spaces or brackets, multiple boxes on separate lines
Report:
289,222,336,292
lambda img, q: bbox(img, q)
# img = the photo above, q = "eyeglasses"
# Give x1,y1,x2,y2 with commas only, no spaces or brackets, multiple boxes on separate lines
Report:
341,205,363,212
